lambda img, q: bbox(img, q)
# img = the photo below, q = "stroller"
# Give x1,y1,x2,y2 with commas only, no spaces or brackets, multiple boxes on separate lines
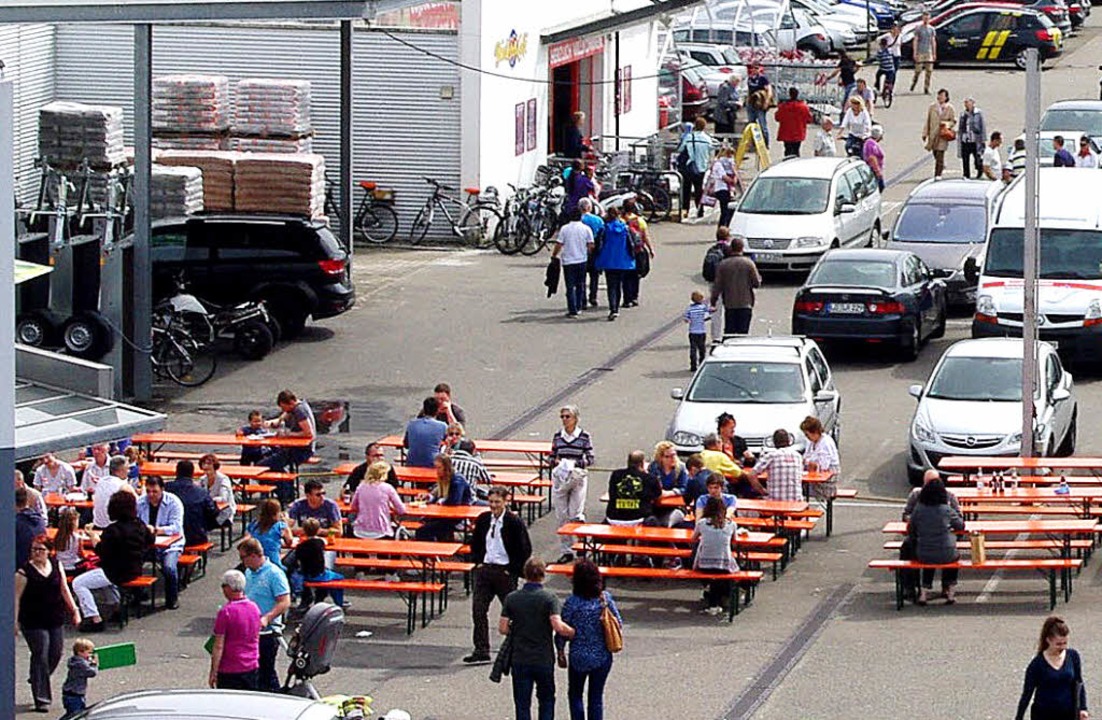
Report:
283,602,345,699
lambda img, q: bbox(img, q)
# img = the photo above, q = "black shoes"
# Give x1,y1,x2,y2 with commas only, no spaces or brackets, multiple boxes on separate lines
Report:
463,652,492,665
556,553,575,564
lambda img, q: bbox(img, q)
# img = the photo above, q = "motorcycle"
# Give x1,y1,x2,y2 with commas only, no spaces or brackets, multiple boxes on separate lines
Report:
160,277,276,361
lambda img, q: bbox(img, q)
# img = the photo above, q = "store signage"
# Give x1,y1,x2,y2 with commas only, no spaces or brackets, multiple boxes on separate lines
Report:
548,35,605,69
495,29,529,68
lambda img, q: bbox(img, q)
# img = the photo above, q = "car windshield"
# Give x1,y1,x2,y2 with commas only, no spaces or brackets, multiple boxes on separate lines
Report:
894,203,987,243
1040,109,1102,137
985,228,1102,279
926,356,1022,401
739,177,830,215
721,47,742,64
808,259,897,287
688,361,806,403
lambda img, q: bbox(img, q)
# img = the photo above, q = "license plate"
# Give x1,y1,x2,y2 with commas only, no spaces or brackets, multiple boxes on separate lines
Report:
756,252,780,262
827,302,865,314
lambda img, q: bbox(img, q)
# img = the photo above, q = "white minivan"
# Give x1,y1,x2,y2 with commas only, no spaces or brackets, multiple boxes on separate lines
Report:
730,157,882,271
970,167,1102,361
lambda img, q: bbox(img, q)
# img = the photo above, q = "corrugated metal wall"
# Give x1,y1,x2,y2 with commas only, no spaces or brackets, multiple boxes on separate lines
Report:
53,22,461,240
0,24,56,201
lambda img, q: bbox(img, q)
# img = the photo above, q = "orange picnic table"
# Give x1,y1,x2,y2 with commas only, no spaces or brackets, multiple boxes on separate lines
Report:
133,431,313,451
938,456,1102,480
558,521,777,550
883,518,1098,561
138,461,270,480
953,486,1102,519
45,492,93,510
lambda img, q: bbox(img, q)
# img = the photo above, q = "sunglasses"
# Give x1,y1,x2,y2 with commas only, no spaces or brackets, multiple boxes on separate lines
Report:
560,414,573,419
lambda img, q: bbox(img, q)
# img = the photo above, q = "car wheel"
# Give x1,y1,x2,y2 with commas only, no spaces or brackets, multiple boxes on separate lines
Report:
869,220,880,248
1015,49,1029,71
264,313,283,345
233,319,275,361
1056,413,1077,457
907,465,926,487
930,301,947,339
900,319,921,361
16,310,59,348
266,299,308,339
62,311,114,360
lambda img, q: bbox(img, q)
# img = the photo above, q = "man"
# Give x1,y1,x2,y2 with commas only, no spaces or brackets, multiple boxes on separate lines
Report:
238,538,291,693
15,487,46,568
262,390,317,489
813,116,837,157
578,198,605,309
404,397,448,468
752,430,804,501
550,208,595,318
709,237,762,337
1052,135,1076,167
15,469,47,518
343,443,398,495
605,451,661,526
287,479,342,529
1076,135,1098,168
958,97,987,179
449,439,493,501
982,131,1003,181
464,487,532,665
92,455,136,529
165,460,220,547
137,476,185,610
209,569,261,690
500,558,574,720
33,452,77,494
903,468,960,522
1008,137,1027,177
81,443,112,491
700,433,767,497
693,473,738,521
433,383,467,426
714,74,743,136
910,12,936,94
745,63,772,147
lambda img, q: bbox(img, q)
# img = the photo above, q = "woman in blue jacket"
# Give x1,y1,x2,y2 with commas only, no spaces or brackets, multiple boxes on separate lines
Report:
593,207,635,321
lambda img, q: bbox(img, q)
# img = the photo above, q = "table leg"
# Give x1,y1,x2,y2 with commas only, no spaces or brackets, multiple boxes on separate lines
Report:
894,570,903,611
1049,569,1057,611
826,498,834,537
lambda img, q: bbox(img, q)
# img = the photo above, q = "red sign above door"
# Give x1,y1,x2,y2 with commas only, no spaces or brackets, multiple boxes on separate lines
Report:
548,35,605,69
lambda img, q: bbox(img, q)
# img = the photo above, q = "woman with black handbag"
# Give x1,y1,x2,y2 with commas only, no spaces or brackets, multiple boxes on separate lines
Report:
1016,616,1089,720
556,559,622,720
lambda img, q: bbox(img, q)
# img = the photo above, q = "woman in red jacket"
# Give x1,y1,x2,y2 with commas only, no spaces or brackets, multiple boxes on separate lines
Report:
774,87,814,158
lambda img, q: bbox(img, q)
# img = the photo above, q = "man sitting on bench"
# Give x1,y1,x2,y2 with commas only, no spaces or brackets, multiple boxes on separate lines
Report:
606,451,661,527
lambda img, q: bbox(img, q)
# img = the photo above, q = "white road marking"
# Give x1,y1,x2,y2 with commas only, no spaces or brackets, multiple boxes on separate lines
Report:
974,514,1042,603
880,201,902,214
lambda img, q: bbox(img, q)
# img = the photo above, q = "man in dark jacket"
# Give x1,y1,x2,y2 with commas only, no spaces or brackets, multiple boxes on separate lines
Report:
463,486,532,665
606,450,662,525
165,460,219,547
15,487,46,568
710,237,762,336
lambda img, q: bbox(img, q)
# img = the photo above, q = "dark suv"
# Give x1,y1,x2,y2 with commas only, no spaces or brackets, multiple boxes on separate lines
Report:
150,214,355,337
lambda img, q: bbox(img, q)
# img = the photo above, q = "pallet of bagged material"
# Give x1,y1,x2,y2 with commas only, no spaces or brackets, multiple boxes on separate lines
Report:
150,164,204,219
153,74,231,133
234,152,325,218
234,78,312,136
152,134,232,152
156,150,239,211
231,135,313,153
38,101,127,168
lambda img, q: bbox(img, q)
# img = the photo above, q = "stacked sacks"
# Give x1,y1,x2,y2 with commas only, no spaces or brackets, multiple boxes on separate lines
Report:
152,74,231,133
232,136,313,153
150,165,204,219
156,150,239,211
38,101,126,168
234,79,312,136
234,153,325,217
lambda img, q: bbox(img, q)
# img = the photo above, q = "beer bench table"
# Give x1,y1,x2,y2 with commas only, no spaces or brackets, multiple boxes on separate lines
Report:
868,558,1083,610
374,435,553,477
938,456,1102,483
138,461,271,480
952,486,1102,521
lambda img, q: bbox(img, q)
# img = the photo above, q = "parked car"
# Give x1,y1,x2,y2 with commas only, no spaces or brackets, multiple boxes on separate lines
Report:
885,178,1003,306
906,338,1077,484
1040,99,1102,141
793,0,875,47
73,689,340,720
792,248,947,360
673,2,834,57
678,42,749,78
900,7,1063,69
675,52,742,102
149,213,355,338
730,157,883,271
666,335,841,455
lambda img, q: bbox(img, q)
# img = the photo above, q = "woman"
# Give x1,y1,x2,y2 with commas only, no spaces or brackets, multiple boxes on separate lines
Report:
647,441,688,528
53,506,88,573
442,422,466,454
838,95,872,158
774,87,814,158
676,116,715,218
564,111,590,159
717,413,752,466
564,160,596,217
863,125,886,192
414,454,472,542
692,496,738,615
922,88,957,180
801,415,839,499
349,461,405,539
908,477,964,605
620,197,654,310
708,147,738,228
826,49,859,114
593,207,635,321
556,559,622,720
551,405,595,564
1016,616,1089,720
199,453,236,529
15,535,81,712
245,498,293,570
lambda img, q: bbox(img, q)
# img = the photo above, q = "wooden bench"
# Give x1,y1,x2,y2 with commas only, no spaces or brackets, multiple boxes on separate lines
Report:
547,563,764,621
571,542,786,580
236,483,277,499
817,487,858,536
884,539,1094,553
149,450,239,463
510,493,548,524
177,554,203,588
118,576,159,627
868,557,1082,610
333,557,476,600
305,578,446,634
959,504,1102,519
258,470,299,497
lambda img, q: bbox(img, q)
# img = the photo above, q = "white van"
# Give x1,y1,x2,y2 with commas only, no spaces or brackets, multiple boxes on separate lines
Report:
970,167,1102,360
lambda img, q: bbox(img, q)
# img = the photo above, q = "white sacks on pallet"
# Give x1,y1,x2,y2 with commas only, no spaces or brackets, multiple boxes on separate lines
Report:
234,78,313,136
234,152,325,218
38,101,127,168
150,164,204,219
156,150,239,212
153,74,231,133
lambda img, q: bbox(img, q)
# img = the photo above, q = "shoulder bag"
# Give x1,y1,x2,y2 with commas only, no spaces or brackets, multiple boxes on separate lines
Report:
600,591,623,653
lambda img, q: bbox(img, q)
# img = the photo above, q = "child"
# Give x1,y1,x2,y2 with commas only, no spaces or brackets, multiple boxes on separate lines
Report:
692,495,739,615
239,410,271,465
61,638,98,718
291,518,345,609
684,291,711,371
875,38,896,97
54,506,89,573
124,446,145,488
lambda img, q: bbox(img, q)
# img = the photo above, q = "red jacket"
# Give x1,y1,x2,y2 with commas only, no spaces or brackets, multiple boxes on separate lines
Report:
775,101,813,143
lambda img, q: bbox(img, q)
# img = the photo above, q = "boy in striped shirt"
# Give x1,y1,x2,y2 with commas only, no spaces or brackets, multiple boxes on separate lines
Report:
685,291,711,371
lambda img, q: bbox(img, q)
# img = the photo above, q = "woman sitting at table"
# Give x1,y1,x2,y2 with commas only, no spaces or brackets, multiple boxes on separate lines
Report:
245,499,293,570
53,507,91,574
349,461,406,539
414,454,471,542
800,415,839,499
717,413,755,467
647,441,689,528
199,453,236,529
908,477,965,605
693,495,739,616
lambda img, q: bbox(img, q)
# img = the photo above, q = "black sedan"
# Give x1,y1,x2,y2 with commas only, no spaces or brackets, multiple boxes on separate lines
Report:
791,249,948,360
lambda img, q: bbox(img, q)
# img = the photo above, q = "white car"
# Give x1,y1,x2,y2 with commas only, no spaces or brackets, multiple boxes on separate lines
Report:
730,157,883,272
666,336,841,455
906,338,1077,485
76,689,339,720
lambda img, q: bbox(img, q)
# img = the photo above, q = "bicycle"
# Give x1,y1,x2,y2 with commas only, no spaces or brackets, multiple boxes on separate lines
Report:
324,176,400,244
493,183,533,255
409,178,503,247
150,308,217,387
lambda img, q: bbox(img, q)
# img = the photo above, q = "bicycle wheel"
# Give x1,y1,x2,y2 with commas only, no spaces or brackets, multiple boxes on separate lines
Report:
493,212,522,255
162,333,217,387
459,205,503,249
649,185,672,221
358,204,399,244
409,205,431,244
519,211,554,256
882,86,894,109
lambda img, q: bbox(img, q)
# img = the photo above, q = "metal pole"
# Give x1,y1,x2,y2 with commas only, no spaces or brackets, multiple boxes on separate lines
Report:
132,25,153,401
1022,47,1041,458
866,0,873,59
0,77,17,720
339,20,354,256
614,31,621,153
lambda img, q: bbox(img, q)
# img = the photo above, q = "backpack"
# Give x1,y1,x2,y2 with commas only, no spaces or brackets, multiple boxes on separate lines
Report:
702,243,726,282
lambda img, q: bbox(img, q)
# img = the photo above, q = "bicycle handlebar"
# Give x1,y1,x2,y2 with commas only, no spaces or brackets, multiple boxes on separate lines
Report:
423,177,456,192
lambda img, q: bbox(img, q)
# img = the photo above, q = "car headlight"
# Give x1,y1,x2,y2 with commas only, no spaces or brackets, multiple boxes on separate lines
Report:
1008,432,1022,446
672,431,702,446
1085,299,1102,323
976,294,996,316
795,236,827,248
911,416,936,443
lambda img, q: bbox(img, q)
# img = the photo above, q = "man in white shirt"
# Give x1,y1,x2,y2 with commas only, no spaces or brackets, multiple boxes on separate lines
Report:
981,131,1003,181
92,455,137,529
551,209,595,319
81,443,112,491
15,469,48,518
813,117,838,157
33,452,78,494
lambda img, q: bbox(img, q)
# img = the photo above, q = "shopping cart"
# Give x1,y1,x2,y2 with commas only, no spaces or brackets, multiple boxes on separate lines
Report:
765,61,844,124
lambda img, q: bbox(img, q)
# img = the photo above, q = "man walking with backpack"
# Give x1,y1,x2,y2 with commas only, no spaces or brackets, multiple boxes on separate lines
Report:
702,227,731,342
710,237,761,337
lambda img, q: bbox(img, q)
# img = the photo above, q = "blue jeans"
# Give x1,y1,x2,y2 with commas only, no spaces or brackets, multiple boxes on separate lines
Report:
511,662,556,720
158,548,181,606
622,271,640,305
604,270,625,314
62,693,85,718
291,568,345,607
563,262,587,315
747,107,769,146
262,447,312,503
568,660,612,720
258,632,281,692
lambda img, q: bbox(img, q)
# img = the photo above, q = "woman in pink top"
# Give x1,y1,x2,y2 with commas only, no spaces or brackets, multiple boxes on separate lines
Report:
349,461,405,539
209,569,261,690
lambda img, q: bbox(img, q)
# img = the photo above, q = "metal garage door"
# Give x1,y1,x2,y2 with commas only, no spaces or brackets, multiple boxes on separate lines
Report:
0,24,56,202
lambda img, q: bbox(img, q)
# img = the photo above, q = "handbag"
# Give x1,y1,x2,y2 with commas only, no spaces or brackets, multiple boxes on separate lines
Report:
600,592,623,653
939,124,956,141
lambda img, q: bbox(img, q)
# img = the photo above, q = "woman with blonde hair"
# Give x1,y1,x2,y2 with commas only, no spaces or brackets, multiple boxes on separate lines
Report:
349,461,406,539
647,440,689,531
838,95,872,157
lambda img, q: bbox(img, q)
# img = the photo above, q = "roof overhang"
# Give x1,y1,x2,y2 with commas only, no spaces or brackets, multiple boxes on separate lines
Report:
542,0,705,45
0,0,374,24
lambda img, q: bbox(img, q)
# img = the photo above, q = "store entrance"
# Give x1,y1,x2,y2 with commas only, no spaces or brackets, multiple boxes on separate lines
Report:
551,63,578,154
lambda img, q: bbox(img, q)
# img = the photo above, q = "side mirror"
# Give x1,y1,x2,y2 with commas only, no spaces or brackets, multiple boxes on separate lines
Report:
908,383,923,399
882,229,890,242
671,388,685,400
1052,386,1071,402
813,389,837,403
963,256,980,285
837,202,857,215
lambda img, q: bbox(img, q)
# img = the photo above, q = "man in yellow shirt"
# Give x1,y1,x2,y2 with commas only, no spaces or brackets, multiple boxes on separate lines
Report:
700,434,767,497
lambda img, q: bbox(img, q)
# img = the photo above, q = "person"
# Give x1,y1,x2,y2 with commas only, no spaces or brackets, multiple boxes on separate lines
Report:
33,452,77,495
1053,135,1077,167
801,416,839,499
550,405,594,564
813,117,838,157
910,12,936,94
863,125,886,192
443,422,466,454
714,74,743,135
433,382,467,426
165,460,220,547
54,507,89,573
710,237,761,337
563,160,596,219
80,444,111,492
404,397,448,468
702,226,730,340
683,454,713,509
693,496,738,616
500,557,575,720
15,486,47,569
620,198,653,310
465,486,532,665
209,569,261,690
1076,135,1097,169
903,468,960,522
839,96,872,158
694,474,738,522
774,87,813,158
290,518,345,609
1015,616,1089,720
1009,137,1027,177
849,78,875,119
874,37,896,96
982,132,1004,181
699,433,749,495
605,451,661,527
885,24,903,75
261,390,317,484
647,441,689,531
556,559,622,720
137,476,185,610
684,291,710,372
90,455,135,530
287,479,342,530
238,537,291,693
958,97,987,179
238,410,272,466
708,147,738,227
449,439,493,501
199,453,236,529
593,207,635,321
826,50,859,116
579,198,605,309
552,208,596,318
16,469,47,519
343,443,398,495
716,412,754,467
60,638,97,718
245,499,294,570
349,461,404,539
563,111,590,159
16,534,80,713
746,63,772,147
908,477,964,605
414,453,472,542
72,490,154,632
922,89,957,180
752,429,804,501
676,116,714,218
